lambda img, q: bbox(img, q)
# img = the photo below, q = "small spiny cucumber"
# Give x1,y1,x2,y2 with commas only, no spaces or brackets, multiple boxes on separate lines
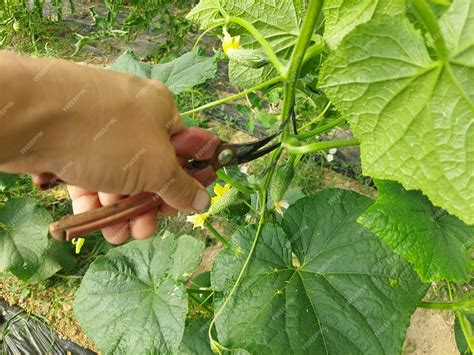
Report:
208,187,243,215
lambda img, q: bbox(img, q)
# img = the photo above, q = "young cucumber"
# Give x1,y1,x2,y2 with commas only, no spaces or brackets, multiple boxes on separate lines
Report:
208,187,243,215
226,48,269,69
270,161,295,204
270,139,300,203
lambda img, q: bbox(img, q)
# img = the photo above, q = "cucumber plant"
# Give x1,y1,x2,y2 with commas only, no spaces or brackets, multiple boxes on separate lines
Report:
0,0,473,354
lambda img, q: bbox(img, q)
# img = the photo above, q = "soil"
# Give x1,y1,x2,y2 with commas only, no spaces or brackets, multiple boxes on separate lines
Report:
0,276,98,352
404,309,459,355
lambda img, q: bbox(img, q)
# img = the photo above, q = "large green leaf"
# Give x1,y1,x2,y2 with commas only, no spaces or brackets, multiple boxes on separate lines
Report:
187,0,305,88
0,198,52,280
319,1,474,224
212,189,427,354
74,233,204,354
29,239,76,283
111,51,218,94
323,0,405,50
359,180,473,282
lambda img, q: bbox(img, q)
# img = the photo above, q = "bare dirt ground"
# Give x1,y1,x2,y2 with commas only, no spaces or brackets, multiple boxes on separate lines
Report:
404,308,458,355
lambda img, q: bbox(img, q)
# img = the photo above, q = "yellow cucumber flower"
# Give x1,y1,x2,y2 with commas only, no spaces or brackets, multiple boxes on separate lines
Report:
71,237,85,254
222,27,240,55
211,183,231,205
186,213,209,230
274,200,290,215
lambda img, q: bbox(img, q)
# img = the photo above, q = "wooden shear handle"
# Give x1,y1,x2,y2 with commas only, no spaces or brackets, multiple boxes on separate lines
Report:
49,192,161,241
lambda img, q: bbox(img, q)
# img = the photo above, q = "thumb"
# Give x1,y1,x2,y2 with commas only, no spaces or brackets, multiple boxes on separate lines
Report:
157,162,210,212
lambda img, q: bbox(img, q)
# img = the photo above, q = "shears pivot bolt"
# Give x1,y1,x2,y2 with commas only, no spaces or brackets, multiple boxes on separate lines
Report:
217,148,234,165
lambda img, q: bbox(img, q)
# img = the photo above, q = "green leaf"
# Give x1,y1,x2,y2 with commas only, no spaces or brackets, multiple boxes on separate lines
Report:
151,52,218,94
0,198,52,280
186,0,223,29
319,4,474,224
228,61,277,89
358,180,473,282
455,312,474,354
187,0,305,88
212,189,427,354
323,0,405,50
0,173,19,190
29,239,76,283
110,50,152,78
111,51,218,94
178,318,213,355
74,233,205,354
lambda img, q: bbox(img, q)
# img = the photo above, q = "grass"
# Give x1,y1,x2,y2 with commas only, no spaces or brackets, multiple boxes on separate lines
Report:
0,0,198,62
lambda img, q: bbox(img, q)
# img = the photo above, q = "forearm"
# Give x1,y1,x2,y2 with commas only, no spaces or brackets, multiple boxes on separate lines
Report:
0,51,81,173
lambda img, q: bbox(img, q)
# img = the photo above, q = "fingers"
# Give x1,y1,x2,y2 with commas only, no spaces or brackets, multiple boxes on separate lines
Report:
97,192,130,245
171,127,220,160
67,185,100,214
158,162,210,212
167,112,185,136
67,187,159,244
130,208,158,240
32,173,58,189
159,203,177,217
154,164,215,217
193,165,217,187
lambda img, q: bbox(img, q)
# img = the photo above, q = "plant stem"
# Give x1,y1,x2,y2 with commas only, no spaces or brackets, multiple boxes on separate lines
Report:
418,298,474,311
226,16,285,75
204,220,229,247
412,0,449,61
299,102,331,130
181,76,282,117
447,280,453,301
284,138,359,155
297,117,345,140
280,0,323,125
216,169,253,195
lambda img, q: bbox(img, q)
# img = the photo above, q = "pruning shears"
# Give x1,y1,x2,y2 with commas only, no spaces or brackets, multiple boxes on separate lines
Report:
43,131,282,241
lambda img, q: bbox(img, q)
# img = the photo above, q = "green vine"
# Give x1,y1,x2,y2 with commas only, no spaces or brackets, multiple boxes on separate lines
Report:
297,116,345,140
418,298,474,311
181,76,283,117
280,0,323,128
284,138,359,155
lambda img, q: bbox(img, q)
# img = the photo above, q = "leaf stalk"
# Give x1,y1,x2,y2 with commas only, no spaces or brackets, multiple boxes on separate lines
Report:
283,138,359,154
181,76,282,117
412,0,449,61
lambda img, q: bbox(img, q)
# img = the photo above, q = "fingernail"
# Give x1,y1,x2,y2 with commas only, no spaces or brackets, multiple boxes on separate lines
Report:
193,189,210,211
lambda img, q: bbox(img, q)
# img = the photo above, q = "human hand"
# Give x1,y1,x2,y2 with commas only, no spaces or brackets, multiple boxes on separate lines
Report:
34,128,220,244
0,52,220,243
